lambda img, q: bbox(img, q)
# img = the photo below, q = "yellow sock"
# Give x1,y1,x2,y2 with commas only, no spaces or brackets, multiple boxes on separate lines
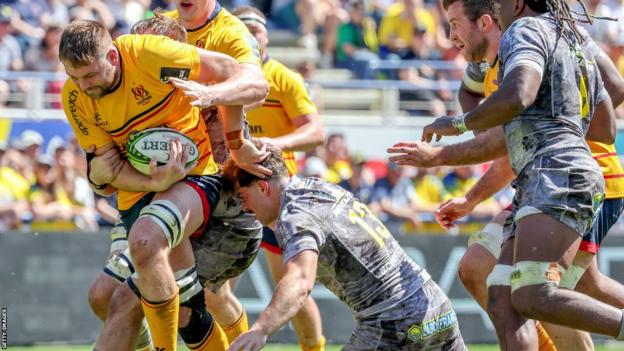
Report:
301,335,326,351
536,321,557,351
141,294,179,351
222,310,249,343
189,321,229,351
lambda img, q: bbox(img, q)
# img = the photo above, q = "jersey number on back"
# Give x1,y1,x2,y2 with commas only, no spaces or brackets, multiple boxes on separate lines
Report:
348,201,392,248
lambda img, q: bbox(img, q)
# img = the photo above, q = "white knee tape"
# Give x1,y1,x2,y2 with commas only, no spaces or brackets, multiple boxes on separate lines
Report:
559,263,586,290
175,266,203,305
138,199,185,248
468,223,503,258
109,223,128,254
510,261,565,293
103,248,134,282
486,264,513,287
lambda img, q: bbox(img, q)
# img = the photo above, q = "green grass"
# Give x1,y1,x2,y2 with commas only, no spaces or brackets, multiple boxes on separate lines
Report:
4,344,617,351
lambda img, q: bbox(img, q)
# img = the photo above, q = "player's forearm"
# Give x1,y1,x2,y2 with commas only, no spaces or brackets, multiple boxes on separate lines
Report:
211,65,268,106
252,272,312,336
271,118,324,152
464,156,515,208
436,127,507,166
109,162,170,193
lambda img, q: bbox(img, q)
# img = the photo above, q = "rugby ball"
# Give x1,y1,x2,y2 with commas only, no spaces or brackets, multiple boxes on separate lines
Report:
126,127,199,175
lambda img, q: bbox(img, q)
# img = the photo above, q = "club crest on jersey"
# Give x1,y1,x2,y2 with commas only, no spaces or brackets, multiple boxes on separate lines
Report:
194,38,206,49
131,84,152,105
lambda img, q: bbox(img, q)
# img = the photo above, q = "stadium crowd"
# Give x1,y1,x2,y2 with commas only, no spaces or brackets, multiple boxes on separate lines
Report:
0,127,510,233
0,0,622,233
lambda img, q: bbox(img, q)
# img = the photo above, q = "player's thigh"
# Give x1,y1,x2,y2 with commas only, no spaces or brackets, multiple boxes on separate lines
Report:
153,181,208,238
514,213,580,265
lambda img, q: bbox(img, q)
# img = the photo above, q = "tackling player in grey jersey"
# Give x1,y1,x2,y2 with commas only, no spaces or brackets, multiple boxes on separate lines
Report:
498,13,608,175
225,142,466,351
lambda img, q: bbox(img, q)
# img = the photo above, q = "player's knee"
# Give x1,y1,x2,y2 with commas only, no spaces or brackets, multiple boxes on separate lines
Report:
128,220,167,267
458,254,487,292
88,274,117,320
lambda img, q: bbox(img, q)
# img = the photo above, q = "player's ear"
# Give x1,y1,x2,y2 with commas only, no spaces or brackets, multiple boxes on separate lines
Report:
479,14,493,31
257,179,270,196
106,47,119,66
514,0,525,16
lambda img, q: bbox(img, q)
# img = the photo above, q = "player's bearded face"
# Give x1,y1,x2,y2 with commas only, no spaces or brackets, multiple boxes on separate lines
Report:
447,3,489,62
65,58,116,99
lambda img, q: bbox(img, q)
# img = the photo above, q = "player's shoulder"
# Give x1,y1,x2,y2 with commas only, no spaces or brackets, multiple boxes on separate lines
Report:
266,59,305,87
213,7,249,33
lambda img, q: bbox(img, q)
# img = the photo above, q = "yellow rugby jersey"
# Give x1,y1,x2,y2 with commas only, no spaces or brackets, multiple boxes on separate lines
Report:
162,4,261,66
484,57,499,98
62,34,218,210
588,142,624,199
246,58,318,175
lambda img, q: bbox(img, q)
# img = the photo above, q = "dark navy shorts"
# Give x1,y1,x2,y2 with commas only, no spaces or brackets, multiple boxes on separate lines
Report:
580,197,624,254
260,226,282,254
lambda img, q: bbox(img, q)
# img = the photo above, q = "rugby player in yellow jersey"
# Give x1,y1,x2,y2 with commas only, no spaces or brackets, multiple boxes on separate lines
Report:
388,0,624,348
87,4,271,349
60,19,268,351
231,6,327,351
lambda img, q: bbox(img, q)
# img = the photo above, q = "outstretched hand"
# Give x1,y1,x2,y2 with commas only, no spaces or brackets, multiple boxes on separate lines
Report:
387,141,441,168
169,77,216,108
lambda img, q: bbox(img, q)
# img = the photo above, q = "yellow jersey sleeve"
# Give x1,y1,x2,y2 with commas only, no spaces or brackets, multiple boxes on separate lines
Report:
119,34,201,83
273,62,318,119
170,7,262,66
62,81,113,150
210,9,261,66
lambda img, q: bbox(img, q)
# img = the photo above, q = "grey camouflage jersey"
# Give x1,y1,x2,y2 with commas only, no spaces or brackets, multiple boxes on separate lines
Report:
498,13,607,174
276,176,431,319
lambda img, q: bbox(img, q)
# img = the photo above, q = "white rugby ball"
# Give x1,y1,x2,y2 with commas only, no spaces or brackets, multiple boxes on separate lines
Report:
126,127,199,175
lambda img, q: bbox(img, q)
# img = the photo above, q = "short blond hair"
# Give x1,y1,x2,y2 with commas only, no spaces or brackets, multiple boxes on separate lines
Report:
59,20,112,67
130,14,187,43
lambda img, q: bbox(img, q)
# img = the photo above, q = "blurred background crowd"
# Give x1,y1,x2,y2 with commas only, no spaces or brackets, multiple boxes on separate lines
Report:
0,0,623,234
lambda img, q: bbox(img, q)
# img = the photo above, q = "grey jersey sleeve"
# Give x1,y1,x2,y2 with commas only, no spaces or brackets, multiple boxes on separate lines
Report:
499,18,549,78
278,203,326,263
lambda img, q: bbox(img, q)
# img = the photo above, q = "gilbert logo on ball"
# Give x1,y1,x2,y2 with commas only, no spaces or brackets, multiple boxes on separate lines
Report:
126,127,199,175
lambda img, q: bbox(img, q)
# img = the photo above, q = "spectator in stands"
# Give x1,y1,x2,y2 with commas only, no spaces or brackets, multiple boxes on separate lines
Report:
442,165,500,220
0,6,23,73
412,167,448,213
45,0,70,27
24,22,64,108
369,161,423,232
338,152,374,204
107,0,149,28
576,0,618,48
335,0,380,79
8,0,48,54
0,142,29,230
17,130,43,184
378,0,436,59
68,0,115,30
270,0,347,67
323,132,352,183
